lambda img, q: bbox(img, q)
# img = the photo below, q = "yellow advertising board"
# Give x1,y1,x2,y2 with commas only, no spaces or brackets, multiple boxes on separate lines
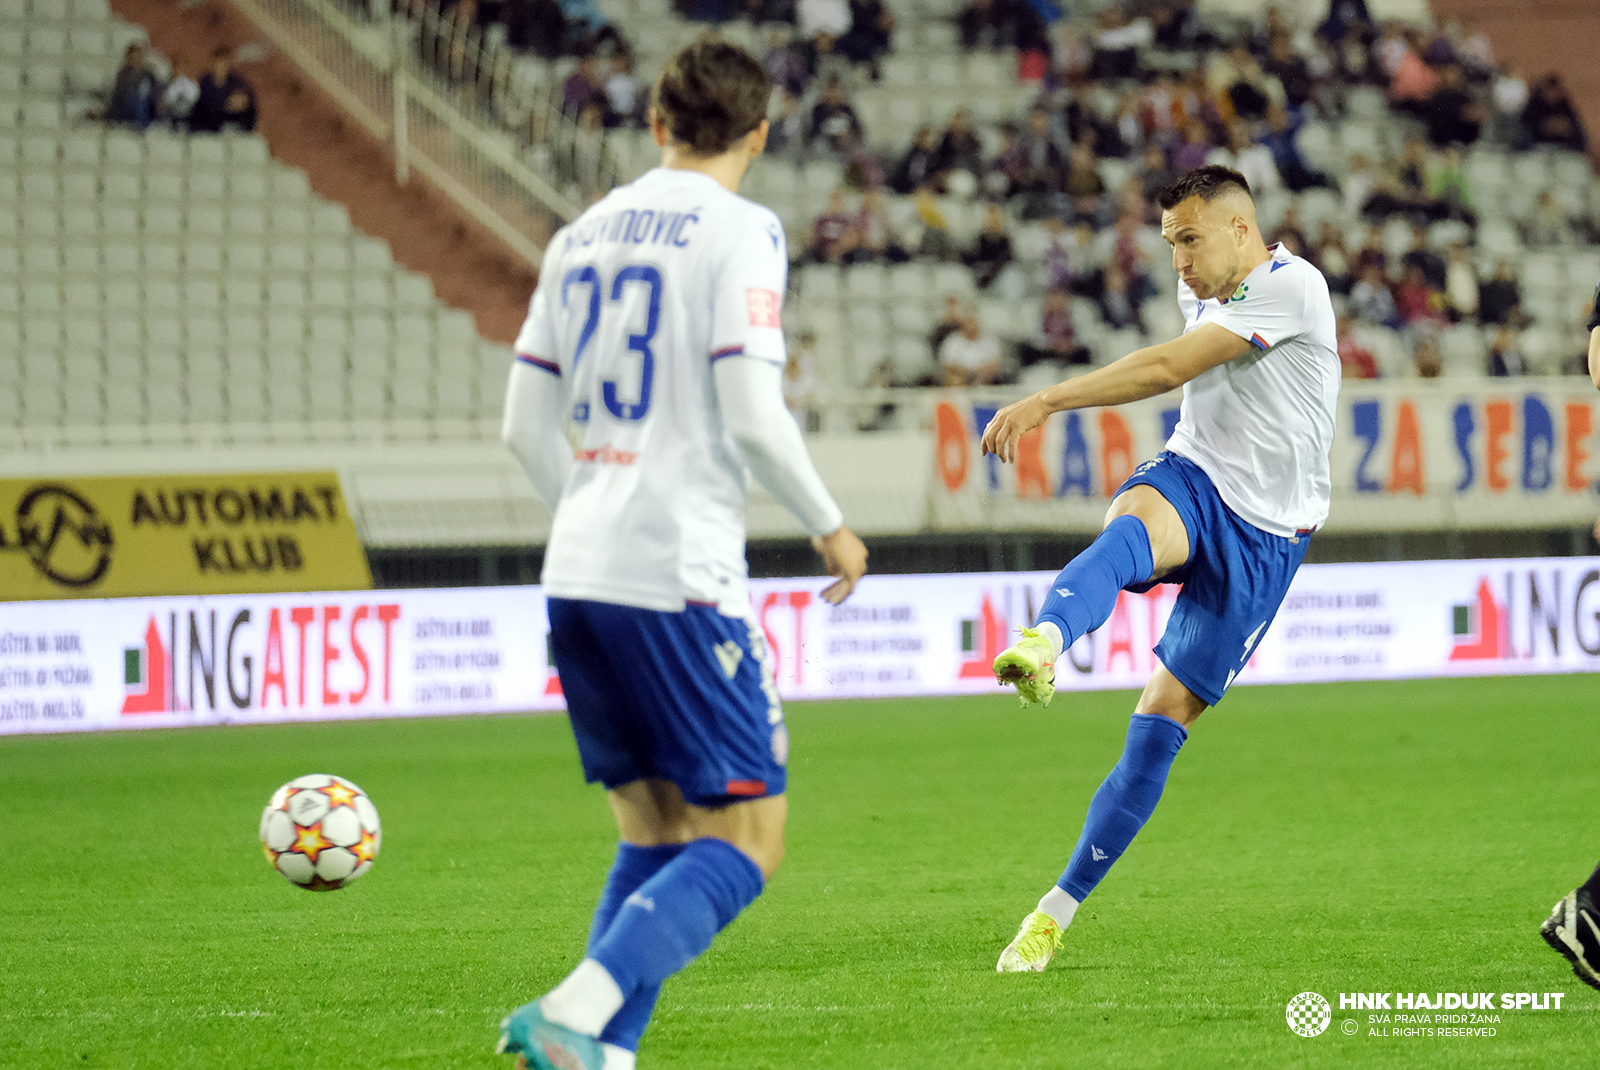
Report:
0,472,373,600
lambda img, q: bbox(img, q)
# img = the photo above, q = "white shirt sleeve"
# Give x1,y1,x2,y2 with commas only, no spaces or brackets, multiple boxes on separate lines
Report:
709,205,789,365
503,243,571,509
714,357,844,538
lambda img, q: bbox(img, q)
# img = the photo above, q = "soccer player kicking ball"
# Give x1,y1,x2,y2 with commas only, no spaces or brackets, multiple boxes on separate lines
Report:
496,36,868,1070
981,165,1339,972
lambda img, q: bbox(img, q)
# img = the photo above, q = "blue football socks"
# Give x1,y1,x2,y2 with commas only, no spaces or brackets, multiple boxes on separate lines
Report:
1036,515,1156,647
588,837,765,1025
586,842,685,1051
1057,713,1188,901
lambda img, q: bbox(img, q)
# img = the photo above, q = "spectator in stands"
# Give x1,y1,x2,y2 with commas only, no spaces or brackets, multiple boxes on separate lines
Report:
935,109,983,176
1342,152,1377,219
603,51,645,128
844,189,910,264
983,122,1026,200
558,0,625,54
1096,261,1143,332
963,203,1015,289
809,78,864,155
1524,190,1578,247
1019,288,1091,367
799,0,852,62
763,27,812,98
914,188,955,259
930,294,967,358
1312,220,1351,293
1523,73,1587,153
1336,313,1379,379
1443,243,1479,323
808,190,856,263
1413,333,1444,378
1014,108,1066,217
159,55,200,130
1351,264,1400,328
784,332,824,432
107,44,162,130
189,48,257,134
766,91,806,158
1223,123,1281,197
889,126,945,195
1105,209,1152,303
1488,327,1529,377
1208,39,1279,123
1427,146,1476,225
1478,261,1527,328
1171,120,1213,175
938,313,1003,386
1317,0,1374,48
915,188,955,259
1399,225,1446,291
1422,64,1483,148
1152,0,1207,52
561,53,605,120
1393,265,1446,327
958,0,1044,54
1091,3,1150,81
1263,31,1313,110
1383,26,1438,114
1257,105,1329,192
838,0,896,76
1061,141,1106,225
1038,214,1076,294
1048,20,1093,84
1489,62,1531,148
505,0,567,60
1268,204,1308,257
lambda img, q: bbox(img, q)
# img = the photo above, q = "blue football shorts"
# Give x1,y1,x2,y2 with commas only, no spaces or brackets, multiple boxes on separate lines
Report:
546,597,788,807
1115,451,1310,707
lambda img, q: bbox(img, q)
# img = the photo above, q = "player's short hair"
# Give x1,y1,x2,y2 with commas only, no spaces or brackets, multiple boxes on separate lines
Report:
1156,165,1253,210
651,34,771,157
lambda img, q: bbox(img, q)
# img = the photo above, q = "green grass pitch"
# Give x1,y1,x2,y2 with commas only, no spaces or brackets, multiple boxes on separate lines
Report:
1,675,1595,1069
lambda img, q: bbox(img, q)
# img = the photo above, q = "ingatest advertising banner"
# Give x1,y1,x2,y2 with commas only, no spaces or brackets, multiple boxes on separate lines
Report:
2,557,1596,735
929,381,1600,531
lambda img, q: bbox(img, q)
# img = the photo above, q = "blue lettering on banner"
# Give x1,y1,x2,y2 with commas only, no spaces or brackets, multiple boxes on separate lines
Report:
1057,412,1091,498
1453,402,1476,492
1351,400,1382,493
1161,407,1181,442
972,404,1001,490
1523,395,1554,492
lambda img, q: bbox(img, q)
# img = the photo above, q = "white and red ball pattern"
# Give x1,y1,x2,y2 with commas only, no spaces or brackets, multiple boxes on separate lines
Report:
259,774,381,891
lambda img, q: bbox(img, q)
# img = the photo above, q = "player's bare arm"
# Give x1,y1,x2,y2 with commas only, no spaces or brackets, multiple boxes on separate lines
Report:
1588,326,1599,391
981,324,1252,464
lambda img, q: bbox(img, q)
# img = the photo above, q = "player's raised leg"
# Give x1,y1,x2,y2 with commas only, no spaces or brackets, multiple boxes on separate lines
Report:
1541,859,1600,992
993,485,1188,707
997,668,1201,972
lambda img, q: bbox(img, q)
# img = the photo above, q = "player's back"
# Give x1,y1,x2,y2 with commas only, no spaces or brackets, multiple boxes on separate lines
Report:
518,167,789,612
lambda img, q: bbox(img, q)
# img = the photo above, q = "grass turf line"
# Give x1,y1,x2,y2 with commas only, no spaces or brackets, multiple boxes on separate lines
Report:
0,675,1594,1068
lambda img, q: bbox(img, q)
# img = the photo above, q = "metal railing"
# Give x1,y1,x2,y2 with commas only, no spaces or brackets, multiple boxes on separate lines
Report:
229,0,606,264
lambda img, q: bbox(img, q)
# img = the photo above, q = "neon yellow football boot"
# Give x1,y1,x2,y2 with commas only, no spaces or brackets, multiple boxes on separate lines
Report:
993,627,1058,707
996,909,1065,972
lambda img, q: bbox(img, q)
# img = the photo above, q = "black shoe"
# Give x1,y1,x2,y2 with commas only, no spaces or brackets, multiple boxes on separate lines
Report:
1540,887,1600,992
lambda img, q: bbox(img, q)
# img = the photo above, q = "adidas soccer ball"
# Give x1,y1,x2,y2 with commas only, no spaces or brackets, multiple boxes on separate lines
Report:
259,774,381,891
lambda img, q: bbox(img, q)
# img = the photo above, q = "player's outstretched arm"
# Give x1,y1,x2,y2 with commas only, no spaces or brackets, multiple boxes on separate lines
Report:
713,356,866,604
501,358,572,511
982,323,1252,464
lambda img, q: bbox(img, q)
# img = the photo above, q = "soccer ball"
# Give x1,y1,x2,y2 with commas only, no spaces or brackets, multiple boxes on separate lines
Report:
259,774,381,891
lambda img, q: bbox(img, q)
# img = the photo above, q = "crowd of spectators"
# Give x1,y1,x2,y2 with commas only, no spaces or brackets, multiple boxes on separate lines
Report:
103,44,258,133
760,0,1597,388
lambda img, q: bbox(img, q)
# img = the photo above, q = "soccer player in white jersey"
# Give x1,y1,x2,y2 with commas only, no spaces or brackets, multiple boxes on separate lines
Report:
980,165,1340,972
495,36,868,1070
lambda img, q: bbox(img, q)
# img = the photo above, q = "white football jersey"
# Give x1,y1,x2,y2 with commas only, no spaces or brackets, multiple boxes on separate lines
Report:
514,167,792,612
1168,242,1340,537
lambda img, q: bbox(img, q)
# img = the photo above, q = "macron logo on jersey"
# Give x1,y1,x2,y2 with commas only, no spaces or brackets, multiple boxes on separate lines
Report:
747,288,781,329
